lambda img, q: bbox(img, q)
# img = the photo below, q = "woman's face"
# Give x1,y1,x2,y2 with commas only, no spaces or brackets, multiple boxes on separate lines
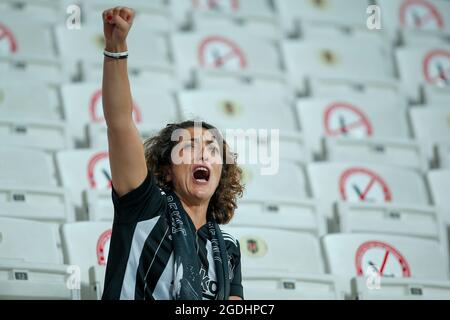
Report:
167,127,223,205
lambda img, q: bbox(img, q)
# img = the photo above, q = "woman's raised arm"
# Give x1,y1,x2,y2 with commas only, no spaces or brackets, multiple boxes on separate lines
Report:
102,6,147,197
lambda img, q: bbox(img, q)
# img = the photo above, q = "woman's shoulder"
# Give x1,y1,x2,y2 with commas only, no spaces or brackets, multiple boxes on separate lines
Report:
220,228,240,250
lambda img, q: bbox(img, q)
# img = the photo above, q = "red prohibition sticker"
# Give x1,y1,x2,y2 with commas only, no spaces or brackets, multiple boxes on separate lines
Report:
0,22,18,54
399,0,444,31
96,229,112,265
192,0,240,12
89,89,142,123
339,167,392,202
198,36,247,70
323,102,373,138
355,241,411,277
423,49,450,87
87,151,112,189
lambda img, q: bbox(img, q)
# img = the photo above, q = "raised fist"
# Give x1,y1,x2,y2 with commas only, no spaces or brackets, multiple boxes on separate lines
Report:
102,6,135,51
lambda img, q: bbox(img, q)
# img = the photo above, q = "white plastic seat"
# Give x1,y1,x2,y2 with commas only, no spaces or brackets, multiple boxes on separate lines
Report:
0,18,55,57
410,106,450,144
274,0,370,35
427,169,450,224
239,162,308,201
377,0,450,38
0,217,63,264
178,90,298,132
351,276,450,300
61,222,112,298
243,270,344,300
296,95,410,154
226,131,312,166
191,13,281,39
0,184,75,223
171,31,282,85
322,233,449,279
222,225,325,275
283,39,394,94
193,68,290,93
436,143,450,169
307,162,430,219
80,59,179,90
396,45,450,102
171,0,274,28
424,83,450,105
0,259,80,300
0,54,68,85
309,76,404,102
0,83,60,120
0,146,58,187
0,117,72,152
87,123,159,150
231,198,326,235
61,83,178,144
0,1,63,25
55,25,170,75
84,189,114,222
56,149,111,209
336,201,445,242
88,265,106,300
324,137,428,171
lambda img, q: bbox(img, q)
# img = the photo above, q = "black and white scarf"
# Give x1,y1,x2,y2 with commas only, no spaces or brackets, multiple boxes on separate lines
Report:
165,189,230,300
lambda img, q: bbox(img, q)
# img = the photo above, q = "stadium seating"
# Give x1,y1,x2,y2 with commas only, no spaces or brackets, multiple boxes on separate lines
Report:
427,169,450,225
61,221,113,299
377,0,450,39
178,90,298,132
2,0,450,301
171,31,282,85
243,270,345,300
296,95,410,155
322,233,449,279
0,147,59,186
61,83,178,145
307,162,430,220
282,39,394,94
351,276,450,300
0,259,80,300
0,217,63,264
222,225,325,275
56,149,111,209
396,45,450,102
323,137,428,171
0,83,60,120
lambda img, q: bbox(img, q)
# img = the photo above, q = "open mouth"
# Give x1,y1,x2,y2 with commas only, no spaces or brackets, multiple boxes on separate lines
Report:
192,166,210,184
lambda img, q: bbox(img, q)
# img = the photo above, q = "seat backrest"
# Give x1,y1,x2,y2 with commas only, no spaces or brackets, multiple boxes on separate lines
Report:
0,146,57,186
296,96,410,153
61,222,113,284
322,233,449,279
240,161,309,200
377,0,450,37
410,106,450,144
283,39,393,94
396,46,450,102
427,169,450,224
222,226,325,275
307,162,429,217
61,83,178,144
171,31,281,84
178,90,298,132
0,217,63,264
56,149,111,208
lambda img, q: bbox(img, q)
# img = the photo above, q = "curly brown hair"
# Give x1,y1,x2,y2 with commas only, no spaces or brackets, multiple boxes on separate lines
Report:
143,120,244,225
